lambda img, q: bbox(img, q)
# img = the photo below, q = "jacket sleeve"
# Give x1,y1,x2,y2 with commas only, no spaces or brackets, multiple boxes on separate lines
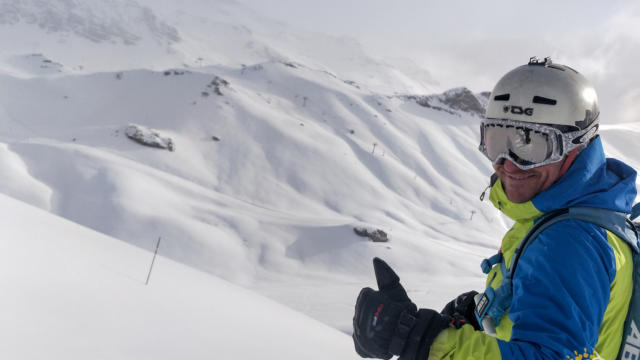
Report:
428,220,616,360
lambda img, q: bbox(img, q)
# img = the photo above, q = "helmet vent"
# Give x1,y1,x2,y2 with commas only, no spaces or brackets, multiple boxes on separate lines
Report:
575,109,599,129
547,64,566,71
532,96,557,105
493,94,510,101
563,65,580,74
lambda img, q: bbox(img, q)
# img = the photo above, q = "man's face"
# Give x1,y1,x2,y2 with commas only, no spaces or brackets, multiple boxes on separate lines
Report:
493,158,568,203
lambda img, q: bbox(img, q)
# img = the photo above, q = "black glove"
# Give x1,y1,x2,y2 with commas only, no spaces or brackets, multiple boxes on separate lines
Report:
440,290,481,330
352,258,451,360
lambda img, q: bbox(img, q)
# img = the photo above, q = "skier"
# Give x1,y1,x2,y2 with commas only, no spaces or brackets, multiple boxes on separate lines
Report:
352,57,638,359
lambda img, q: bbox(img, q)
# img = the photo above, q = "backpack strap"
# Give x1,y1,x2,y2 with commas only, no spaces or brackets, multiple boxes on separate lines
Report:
632,203,640,222
475,206,639,334
512,207,639,277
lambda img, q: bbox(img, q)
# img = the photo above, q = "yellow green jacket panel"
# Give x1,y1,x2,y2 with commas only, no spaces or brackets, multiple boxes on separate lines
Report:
430,136,637,360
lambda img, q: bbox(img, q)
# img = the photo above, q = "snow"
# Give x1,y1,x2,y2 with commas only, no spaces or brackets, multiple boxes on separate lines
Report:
0,193,359,359
0,142,52,209
0,0,638,358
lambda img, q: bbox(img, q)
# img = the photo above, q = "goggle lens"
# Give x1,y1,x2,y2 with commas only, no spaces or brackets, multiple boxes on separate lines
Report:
483,124,554,165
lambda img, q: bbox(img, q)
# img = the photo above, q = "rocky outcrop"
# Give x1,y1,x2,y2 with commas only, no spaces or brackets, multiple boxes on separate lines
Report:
404,87,489,117
125,124,174,151
353,227,389,242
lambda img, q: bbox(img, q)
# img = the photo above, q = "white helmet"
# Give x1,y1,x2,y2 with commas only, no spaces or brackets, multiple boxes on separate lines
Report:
479,57,600,170
485,57,599,132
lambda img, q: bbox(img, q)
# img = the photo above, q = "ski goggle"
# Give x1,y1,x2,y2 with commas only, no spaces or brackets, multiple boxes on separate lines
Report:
478,119,598,170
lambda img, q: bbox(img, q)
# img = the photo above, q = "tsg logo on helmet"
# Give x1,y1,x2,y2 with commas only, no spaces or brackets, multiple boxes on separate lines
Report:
502,105,534,116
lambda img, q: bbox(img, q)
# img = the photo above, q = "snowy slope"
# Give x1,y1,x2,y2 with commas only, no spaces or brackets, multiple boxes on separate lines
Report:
0,192,359,360
0,64,500,332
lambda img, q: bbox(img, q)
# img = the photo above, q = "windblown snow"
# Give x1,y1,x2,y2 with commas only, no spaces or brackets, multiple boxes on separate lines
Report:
0,0,638,358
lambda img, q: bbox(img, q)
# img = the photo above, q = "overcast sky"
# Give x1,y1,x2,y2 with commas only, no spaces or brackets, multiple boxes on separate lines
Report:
236,0,640,124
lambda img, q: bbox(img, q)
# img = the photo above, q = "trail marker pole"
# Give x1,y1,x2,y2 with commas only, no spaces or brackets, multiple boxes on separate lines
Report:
145,237,161,286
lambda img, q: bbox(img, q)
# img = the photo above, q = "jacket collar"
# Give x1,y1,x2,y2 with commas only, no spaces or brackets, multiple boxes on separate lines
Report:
489,178,541,222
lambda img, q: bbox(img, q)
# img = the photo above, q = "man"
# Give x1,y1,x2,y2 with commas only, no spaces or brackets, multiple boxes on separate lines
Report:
352,57,638,359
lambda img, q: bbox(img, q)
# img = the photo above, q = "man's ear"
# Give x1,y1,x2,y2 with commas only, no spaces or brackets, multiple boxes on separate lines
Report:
559,148,582,177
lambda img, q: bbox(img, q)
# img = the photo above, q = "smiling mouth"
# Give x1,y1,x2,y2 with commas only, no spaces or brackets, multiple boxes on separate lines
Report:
505,173,535,181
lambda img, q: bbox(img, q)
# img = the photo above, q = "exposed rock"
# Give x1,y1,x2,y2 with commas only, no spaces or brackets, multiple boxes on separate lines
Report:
405,94,457,116
353,227,389,242
206,76,230,96
344,80,360,89
403,87,489,117
8,53,64,74
281,61,298,68
163,69,188,76
240,64,264,74
439,87,487,116
125,124,174,151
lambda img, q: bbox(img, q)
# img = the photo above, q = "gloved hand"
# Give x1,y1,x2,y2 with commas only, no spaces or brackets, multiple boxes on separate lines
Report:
352,258,452,360
440,290,481,330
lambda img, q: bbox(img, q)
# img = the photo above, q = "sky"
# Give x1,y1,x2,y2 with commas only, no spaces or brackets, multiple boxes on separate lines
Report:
236,0,640,124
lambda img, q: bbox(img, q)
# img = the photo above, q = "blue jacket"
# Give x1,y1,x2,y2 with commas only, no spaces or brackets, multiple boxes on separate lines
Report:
429,136,638,359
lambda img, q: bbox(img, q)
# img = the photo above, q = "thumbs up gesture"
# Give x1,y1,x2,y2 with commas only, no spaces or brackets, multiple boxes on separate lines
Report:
352,258,451,360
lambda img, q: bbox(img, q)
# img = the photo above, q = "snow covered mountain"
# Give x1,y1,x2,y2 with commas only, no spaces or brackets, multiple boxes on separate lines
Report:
0,0,439,94
0,58,500,330
0,0,179,45
0,0,639,357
